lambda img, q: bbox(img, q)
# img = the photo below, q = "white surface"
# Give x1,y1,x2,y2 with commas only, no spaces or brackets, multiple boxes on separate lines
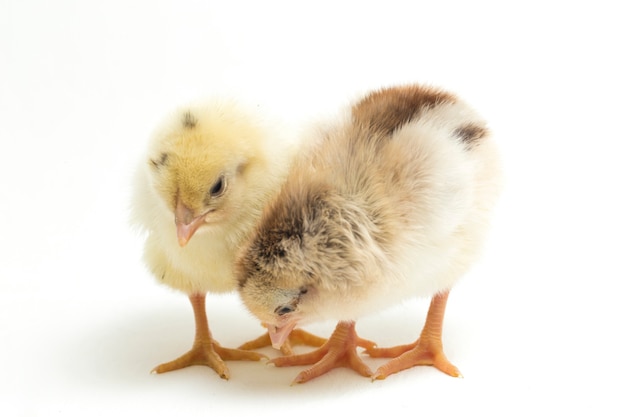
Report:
1,1,625,415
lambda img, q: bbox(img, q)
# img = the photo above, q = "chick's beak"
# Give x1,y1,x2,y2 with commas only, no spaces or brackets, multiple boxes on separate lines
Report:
265,320,298,350
175,201,206,247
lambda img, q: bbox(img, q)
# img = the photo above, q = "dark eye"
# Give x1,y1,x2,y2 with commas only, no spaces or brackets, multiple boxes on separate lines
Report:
300,287,308,295
274,305,294,316
209,176,225,197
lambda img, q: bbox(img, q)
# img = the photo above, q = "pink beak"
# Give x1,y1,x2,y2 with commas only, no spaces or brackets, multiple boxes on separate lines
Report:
175,201,206,247
265,321,298,350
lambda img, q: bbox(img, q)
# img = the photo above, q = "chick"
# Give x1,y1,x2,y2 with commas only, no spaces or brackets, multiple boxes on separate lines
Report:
236,85,501,383
131,99,319,379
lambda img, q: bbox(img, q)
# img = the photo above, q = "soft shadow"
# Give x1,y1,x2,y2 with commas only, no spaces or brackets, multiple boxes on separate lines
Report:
57,299,409,400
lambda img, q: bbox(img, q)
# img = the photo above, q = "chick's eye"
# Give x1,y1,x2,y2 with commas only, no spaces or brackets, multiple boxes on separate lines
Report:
209,176,225,197
274,305,294,316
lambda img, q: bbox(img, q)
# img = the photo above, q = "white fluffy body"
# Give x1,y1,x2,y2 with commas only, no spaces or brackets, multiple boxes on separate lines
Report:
322,101,500,321
237,85,502,327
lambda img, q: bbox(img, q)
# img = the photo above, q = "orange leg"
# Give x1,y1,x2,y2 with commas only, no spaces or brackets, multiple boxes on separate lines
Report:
239,327,327,355
270,321,376,384
152,293,266,379
367,291,462,380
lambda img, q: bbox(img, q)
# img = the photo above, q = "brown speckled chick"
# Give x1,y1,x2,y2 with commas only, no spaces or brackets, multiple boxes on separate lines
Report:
131,99,322,380
236,85,501,383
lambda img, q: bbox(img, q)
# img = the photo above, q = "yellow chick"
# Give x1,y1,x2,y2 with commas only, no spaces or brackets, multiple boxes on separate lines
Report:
236,85,501,383
132,99,317,379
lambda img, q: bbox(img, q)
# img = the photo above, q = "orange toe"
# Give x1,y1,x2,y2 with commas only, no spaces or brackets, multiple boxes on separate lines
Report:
152,339,266,379
372,340,462,380
152,340,231,379
270,321,374,384
365,341,417,358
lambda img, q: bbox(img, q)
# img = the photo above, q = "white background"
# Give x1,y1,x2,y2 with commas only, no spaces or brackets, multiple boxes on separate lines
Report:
1,0,625,415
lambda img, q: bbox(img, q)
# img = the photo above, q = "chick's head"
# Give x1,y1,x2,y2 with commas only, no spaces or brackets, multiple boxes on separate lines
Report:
146,103,268,246
236,182,366,349
235,221,318,349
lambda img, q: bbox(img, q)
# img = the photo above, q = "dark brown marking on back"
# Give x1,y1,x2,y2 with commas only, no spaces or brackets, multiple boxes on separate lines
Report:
454,123,488,148
352,85,456,136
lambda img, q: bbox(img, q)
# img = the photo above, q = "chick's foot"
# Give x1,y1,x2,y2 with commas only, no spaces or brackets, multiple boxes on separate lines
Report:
152,293,265,380
370,338,461,380
269,321,376,384
369,292,462,380
152,339,265,379
239,328,327,355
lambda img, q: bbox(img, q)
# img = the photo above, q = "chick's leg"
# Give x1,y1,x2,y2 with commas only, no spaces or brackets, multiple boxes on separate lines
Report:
152,293,265,379
239,327,327,356
368,291,461,380
270,321,376,384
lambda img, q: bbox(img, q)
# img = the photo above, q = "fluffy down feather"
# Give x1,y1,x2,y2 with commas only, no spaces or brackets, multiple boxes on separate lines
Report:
132,99,294,295
236,84,501,382
130,99,297,378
